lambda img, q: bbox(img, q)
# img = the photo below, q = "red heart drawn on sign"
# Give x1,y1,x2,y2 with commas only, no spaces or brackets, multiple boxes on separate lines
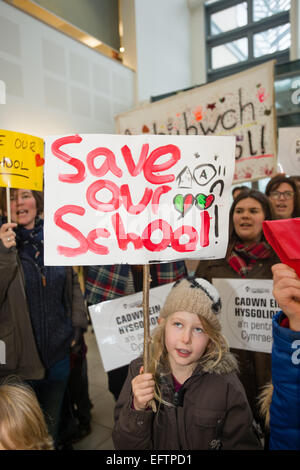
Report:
195,193,215,210
174,194,194,217
204,194,215,209
35,154,45,167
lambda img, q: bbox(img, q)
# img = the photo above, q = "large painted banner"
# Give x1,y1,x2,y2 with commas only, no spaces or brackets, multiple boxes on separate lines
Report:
89,283,174,371
213,278,281,353
115,61,276,184
44,133,235,265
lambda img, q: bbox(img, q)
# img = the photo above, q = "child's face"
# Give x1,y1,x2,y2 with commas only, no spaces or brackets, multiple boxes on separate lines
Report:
164,311,209,377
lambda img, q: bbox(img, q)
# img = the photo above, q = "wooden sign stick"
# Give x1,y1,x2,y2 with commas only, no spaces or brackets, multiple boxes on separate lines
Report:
142,264,151,372
142,264,156,412
6,186,11,223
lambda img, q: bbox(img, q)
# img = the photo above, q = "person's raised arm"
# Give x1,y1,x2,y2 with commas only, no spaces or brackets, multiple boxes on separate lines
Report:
272,263,300,331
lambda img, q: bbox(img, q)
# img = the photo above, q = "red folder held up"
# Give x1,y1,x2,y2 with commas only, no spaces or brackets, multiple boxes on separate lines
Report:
263,218,300,278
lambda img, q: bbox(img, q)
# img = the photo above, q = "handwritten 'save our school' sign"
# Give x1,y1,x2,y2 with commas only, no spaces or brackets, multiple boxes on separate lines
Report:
115,61,276,184
0,130,44,190
44,134,235,266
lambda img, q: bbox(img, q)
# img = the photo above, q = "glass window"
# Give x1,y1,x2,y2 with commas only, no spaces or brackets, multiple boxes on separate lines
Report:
210,3,247,35
254,23,291,57
212,38,248,69
253,0,291,22
206,0,290,80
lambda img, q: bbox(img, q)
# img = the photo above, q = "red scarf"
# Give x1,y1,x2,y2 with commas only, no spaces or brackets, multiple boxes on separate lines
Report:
228,241,272,278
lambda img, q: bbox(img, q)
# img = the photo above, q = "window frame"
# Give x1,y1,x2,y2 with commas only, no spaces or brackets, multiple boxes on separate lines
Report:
205,0,290,82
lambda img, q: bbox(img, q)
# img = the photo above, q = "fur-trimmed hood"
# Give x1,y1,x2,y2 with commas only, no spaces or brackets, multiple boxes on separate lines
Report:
200,350,239,376
258,382,273,428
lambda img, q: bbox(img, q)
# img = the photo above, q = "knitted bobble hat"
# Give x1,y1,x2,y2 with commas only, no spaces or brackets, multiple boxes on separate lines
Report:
160,277,222,332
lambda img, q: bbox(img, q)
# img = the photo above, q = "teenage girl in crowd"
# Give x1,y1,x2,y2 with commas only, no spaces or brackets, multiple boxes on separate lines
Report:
195,190,279,433
0,378,53,450
0,189,88,444
113,277,261,450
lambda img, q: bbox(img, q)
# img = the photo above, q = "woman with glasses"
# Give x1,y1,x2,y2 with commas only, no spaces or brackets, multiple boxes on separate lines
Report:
265,174,300,220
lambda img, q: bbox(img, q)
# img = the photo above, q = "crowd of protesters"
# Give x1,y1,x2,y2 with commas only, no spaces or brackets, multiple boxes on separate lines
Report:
0,173,299,450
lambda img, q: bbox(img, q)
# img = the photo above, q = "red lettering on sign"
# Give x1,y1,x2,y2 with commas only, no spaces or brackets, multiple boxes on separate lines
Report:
152,185,172,214
86,180,121,212
200,210,210,247
121,144,149,176
86,147,122,178
142,219,172,252
51,135,86,183
87,228,110,255
144,145,180,184
112,213,143,251
54,205,88,256
120,184,153,215
172,225,198,252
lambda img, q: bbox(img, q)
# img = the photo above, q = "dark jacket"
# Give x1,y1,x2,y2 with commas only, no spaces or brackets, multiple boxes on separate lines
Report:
269,311,300,450
195,254,279,425
113,354,262,450
0,240,88,379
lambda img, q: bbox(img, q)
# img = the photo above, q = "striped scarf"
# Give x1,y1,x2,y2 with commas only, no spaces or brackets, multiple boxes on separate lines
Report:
85,262,187,306
228,242,272,278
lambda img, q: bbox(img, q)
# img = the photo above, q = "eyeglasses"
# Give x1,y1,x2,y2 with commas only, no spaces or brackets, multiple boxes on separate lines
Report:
269,191,294,200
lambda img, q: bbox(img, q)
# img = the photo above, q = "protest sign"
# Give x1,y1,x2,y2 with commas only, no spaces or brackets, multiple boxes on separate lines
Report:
89,283,174,371
115,61,276,184
212,278,280,353
0,129,44,191
44,133,235,265
277,127,300,176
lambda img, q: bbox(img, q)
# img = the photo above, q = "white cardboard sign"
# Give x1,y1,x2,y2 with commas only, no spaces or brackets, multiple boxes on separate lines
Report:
212,278,280,353
44,134,235,265
277,127,300,176
88,283,174,371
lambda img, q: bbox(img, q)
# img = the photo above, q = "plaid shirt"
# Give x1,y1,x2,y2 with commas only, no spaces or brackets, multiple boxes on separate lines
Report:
85,262,187,306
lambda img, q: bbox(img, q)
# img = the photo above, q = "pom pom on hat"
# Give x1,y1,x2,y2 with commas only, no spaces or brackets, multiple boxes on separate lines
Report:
159,277,222,331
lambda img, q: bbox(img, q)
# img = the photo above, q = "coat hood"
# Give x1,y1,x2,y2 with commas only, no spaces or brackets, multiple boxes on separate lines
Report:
198,350,239,376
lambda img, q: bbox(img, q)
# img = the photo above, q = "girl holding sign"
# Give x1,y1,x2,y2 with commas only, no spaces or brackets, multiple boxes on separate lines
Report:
0,189,88,446
195,189,279,441
113,277,261,450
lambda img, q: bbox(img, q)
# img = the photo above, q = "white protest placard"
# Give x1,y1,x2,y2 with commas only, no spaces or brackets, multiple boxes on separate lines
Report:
44,134,235,265
89,283,174,371
116,61,276,184
212,278,281,353
278,127,300,176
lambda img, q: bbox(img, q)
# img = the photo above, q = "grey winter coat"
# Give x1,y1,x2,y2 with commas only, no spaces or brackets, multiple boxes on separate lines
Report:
113,353,262,450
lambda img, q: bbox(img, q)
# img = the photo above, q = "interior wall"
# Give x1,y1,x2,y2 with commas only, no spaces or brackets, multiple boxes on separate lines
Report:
0,1,134,138
134,0,192,103
290,0,300,60
188,0,207,86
